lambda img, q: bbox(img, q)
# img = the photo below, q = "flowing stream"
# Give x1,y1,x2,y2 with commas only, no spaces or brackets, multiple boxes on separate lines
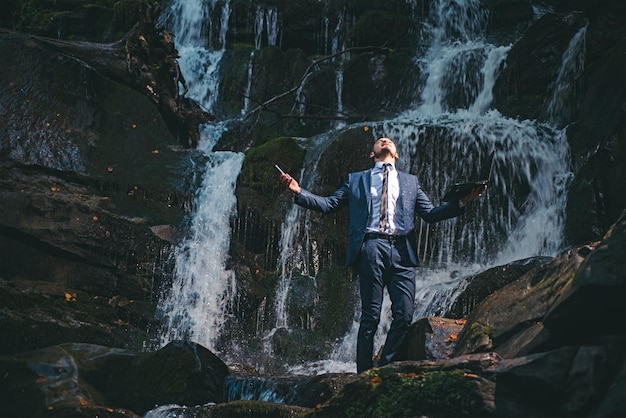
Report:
150,0,582,408
156,0,244,351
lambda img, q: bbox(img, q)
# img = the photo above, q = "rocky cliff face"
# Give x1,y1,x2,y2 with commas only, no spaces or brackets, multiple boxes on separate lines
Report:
0,0,625,417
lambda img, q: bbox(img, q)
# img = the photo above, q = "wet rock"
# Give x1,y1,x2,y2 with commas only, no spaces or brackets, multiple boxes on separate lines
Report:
225,372,359,409
0,277,156,355
156,399,312,418
493,12,588,121
445,257,552,319
396,317,466,362
453,244,593,358
544,209,626,336
312,353,499,418
0,340,229,417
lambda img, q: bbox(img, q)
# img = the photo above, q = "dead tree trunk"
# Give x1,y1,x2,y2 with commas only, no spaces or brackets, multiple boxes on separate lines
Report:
31,0,210,147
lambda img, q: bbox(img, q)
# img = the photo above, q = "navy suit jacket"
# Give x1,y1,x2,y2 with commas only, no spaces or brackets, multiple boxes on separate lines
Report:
294,168,464,266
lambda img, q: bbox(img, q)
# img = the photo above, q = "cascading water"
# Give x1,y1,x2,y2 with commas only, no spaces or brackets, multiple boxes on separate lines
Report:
254,5,280,49
281,0,573,376
156,0,245,352
291,72,313,119
153,0,580,401
260,135,335,363
159,0,230,110
243,6,280,114
332,10,348,129
545,24,588,128
158,151,243,348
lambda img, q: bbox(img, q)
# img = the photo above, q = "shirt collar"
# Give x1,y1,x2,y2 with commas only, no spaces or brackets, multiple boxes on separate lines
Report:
374,161,396,171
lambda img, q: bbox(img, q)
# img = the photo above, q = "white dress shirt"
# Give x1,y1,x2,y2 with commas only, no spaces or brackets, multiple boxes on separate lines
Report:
366,161,404,234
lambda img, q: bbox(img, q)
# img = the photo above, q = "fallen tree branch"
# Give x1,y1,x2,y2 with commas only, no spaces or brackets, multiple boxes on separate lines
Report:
22,0,210,148
243,44,390,121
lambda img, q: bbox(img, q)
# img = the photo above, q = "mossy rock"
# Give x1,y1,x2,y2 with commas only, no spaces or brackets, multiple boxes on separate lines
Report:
209,400,311,418
312,368,484,418
237,136,306,214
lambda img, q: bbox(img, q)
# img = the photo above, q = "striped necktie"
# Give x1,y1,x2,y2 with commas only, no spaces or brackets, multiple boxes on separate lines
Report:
379,163,390,232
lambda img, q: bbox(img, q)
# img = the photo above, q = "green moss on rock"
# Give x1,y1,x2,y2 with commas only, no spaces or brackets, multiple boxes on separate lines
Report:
211,400,311,418
313,368,482,418
238,136,305,210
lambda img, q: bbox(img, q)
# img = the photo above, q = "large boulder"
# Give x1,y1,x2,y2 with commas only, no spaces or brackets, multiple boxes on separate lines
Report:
310,353,500,418
492,12,588,121
564,37,626,244
0,341,229,417
544,208,626,336
0,25,201,353
448,209,626,417
452,243,593,358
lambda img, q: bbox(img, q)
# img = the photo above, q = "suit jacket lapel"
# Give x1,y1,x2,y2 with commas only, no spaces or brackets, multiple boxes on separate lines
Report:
398,171,413,226
363,169,372,211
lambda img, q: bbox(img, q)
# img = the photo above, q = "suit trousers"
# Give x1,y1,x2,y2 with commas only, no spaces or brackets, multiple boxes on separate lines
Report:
356,235,416,373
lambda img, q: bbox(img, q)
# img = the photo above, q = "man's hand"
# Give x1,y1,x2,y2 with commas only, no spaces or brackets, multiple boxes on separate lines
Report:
461,184,487,206
280,173,301,194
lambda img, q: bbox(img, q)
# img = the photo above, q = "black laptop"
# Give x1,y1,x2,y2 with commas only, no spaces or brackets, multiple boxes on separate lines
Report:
442,151,495,202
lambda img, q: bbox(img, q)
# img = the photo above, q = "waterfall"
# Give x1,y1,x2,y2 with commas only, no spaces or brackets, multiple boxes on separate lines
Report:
469,45,511,114
159,0,230,111
273,205,303,330
243,7,279,114
158,150,244,349
545,24,588,127
153,0,578,381
266,8,280,47
242,50,254,114
254,5,280,49
291,72,313,120
332,10,348,128
379,113,570,266
254,7,264,50
335,65,346,128
262,135,334,358
156,0,245,352
322,17,330,55
287,0,572,375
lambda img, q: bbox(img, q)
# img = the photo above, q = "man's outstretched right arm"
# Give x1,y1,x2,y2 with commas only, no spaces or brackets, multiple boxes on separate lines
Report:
280,172,348,214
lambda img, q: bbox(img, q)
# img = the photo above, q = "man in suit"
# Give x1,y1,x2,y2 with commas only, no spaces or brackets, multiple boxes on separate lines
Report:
279,137,485,373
